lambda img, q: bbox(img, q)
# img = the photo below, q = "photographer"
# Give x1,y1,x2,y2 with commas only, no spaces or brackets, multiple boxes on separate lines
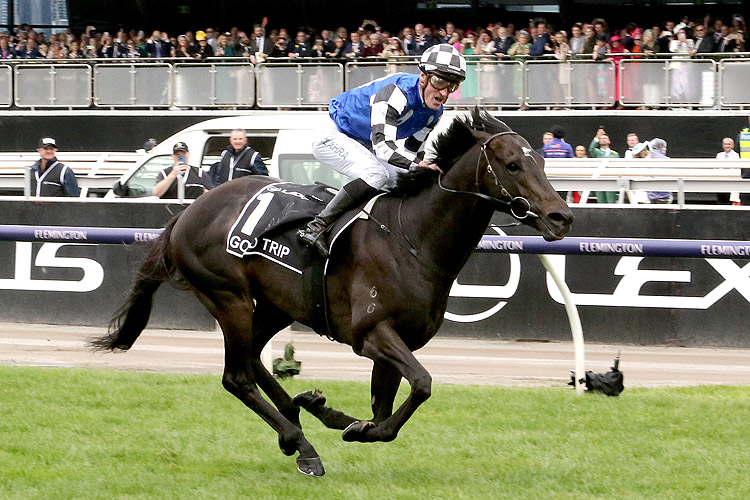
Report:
153,142,213,199
269,36,288,57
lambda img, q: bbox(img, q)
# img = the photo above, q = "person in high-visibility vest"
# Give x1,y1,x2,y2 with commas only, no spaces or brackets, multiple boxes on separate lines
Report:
738,117,750,205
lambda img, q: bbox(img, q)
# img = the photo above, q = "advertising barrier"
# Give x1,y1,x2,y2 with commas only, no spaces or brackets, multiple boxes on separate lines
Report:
0,200,214,330
1,200,749,346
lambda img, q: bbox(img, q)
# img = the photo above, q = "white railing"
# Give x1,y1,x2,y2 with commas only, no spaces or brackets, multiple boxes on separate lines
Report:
2,55,750,109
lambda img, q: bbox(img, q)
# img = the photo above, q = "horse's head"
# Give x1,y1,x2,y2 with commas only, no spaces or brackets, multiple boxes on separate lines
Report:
433,109,573,241
473,126,573,240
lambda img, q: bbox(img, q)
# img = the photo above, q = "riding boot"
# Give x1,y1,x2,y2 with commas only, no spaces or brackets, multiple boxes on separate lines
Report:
299,178,378,257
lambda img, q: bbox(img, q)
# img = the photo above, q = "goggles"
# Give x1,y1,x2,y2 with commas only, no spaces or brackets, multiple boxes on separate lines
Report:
428,73,460,93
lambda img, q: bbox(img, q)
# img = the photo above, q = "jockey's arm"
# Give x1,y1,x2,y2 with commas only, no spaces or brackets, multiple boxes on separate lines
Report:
370,84,434,171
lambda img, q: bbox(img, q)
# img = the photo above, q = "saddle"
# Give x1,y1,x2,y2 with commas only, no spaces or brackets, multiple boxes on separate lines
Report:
226,181,382,336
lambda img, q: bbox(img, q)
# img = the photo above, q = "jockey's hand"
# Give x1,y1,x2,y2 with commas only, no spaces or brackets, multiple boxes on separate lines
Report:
417,161,444,174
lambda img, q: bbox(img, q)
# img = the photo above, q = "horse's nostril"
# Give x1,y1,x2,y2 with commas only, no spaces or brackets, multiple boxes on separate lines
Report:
549,211,574,225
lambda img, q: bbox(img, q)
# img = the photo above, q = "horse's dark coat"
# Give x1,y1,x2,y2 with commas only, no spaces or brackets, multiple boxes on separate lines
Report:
90,108,573,477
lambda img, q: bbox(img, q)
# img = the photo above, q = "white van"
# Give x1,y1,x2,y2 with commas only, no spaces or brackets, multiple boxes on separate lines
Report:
108,109,466,198
109,111,346,197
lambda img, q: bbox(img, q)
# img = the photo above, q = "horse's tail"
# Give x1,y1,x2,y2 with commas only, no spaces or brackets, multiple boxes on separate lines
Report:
88,214,182,352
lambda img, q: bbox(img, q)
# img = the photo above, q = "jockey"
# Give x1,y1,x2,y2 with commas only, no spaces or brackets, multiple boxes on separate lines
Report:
298,43,467,257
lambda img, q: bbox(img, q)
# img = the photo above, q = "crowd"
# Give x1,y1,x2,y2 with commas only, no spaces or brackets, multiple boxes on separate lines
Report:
1,13,747,63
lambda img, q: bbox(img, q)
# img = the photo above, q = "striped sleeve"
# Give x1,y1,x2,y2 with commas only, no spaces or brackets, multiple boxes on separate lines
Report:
370,84,432,170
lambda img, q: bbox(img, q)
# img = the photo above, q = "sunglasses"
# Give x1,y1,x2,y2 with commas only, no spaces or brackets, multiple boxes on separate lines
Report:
428,73,460,93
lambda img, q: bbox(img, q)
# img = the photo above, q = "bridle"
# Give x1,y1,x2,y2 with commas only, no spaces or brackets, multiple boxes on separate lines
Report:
437,131,539,220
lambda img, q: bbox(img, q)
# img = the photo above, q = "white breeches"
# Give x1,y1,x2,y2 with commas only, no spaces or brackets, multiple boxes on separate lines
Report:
311,117,402,190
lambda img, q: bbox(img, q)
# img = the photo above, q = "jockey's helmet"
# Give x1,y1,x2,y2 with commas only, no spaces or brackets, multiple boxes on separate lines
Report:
418,44,467,82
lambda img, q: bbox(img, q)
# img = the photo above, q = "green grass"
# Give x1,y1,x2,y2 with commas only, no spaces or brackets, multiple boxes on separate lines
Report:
1,366,748,500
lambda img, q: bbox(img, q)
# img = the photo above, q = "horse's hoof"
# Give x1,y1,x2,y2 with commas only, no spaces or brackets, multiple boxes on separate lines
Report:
342,420,377,442
296,456,325,477
293,389,326,409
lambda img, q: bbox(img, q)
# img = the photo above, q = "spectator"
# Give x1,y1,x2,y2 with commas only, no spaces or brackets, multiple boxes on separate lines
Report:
582,24,597,54
362,33,383,57
215,32,236,57
326,37,346,58
269,35,288,57
310,36,325,58
640,29,658,56
646,138,673,204
209,128,268,186
16,37,40,58
320,29,336,54
536,131,553,155
691,24,715,55
475,29,495,55
143,138,157,152
145,30,169,58
402,26,415,54
461,31,476,55
344,31,365,58
623,133,641,158
738,120,750,205
174,34,191,58
288,31,312,58
542,125,574,158
529,20,552,56
382,36,405,58
592,35,609,61
670,29,694,58
575,145,587,158
67,39,84,58
507,30,531,59
30,137,80,197
716,138,740,204
569,23,585,56
552,30,570,60
0,35,13,58
152,142,213,199
191,31,214,59
494,25,514,55
589,127,620,203
592,18,610,41
250,24,272,60
205,27,219,52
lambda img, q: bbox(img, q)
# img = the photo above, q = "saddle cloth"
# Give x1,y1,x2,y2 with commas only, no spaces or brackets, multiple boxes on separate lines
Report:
226,181,371,273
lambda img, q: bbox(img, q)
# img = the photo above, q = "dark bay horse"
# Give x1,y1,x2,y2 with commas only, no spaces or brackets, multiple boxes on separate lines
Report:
90,109,573,477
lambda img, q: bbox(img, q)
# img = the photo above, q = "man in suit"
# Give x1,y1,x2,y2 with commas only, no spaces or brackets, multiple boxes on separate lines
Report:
145,30,171,58
691,24,715,55
250,24,272,62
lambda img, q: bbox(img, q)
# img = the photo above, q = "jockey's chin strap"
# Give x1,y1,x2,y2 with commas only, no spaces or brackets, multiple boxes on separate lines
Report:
437,131,539,220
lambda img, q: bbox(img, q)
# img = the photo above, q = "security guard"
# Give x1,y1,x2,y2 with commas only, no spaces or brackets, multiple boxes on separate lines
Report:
29,137,81,197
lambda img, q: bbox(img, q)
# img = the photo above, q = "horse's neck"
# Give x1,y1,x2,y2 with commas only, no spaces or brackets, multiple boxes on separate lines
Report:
402,150,494,278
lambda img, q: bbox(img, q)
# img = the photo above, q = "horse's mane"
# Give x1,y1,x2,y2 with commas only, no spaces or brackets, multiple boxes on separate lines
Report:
392,108,512,196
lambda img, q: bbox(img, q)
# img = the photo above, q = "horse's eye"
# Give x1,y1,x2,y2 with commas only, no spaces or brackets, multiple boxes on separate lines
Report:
506,162,520,172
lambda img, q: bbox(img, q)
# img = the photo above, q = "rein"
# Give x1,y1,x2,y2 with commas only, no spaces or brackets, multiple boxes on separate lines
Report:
437,131,539,220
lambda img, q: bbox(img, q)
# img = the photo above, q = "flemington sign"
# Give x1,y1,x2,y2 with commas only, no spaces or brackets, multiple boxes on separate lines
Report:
1,204,749,346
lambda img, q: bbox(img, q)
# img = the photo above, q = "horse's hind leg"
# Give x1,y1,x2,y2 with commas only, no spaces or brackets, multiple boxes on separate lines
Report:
245,298,301,430
211,292,324,476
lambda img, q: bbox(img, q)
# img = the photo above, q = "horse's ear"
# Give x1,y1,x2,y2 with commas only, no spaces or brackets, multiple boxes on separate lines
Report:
470,129,491,145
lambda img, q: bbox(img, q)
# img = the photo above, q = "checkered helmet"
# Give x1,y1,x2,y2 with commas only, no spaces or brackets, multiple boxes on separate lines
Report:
419,44,466,82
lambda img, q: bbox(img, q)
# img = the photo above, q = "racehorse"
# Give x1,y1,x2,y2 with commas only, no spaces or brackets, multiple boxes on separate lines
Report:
90,109,573,477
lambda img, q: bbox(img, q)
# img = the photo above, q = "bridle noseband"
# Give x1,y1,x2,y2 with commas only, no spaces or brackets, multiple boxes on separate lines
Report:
438,131,539,220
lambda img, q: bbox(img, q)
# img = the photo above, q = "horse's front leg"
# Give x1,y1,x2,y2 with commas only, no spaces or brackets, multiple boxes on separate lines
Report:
293,361,401,429
343,323,431,443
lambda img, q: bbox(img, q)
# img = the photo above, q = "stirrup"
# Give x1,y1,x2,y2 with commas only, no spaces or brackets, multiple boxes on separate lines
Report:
298,221,330,258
